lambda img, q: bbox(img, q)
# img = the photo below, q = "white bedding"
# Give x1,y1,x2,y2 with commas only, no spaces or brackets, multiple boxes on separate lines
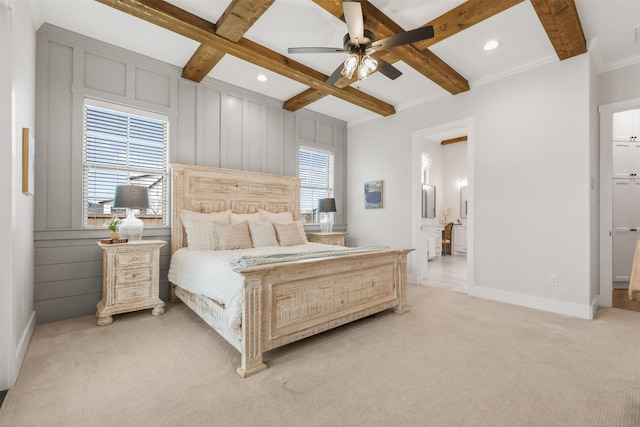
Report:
168,242,353,329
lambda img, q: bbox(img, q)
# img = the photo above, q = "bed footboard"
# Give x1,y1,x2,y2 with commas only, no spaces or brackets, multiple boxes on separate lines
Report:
236,248,412,377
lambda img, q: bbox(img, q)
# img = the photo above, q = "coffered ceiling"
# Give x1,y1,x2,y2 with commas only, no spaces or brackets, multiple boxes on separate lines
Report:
29,0,640,126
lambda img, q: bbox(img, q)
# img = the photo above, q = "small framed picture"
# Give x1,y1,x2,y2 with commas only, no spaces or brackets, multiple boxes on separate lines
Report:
364,180,383,209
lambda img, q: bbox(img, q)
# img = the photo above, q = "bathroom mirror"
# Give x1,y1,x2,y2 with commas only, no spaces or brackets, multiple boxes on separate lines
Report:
460,185,468,219
422,184,436,218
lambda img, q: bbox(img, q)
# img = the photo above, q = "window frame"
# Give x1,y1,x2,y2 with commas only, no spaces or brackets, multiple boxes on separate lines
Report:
297,145,335,225
82,98,170,229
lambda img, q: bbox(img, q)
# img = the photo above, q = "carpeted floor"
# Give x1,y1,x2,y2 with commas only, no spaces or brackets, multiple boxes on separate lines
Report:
1,284,639,427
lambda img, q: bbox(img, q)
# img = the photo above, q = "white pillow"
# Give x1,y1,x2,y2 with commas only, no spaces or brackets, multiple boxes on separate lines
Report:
180,210,231,250
215,222,253,250
248,221,279,247
273,221,308,246
258,209,294,223
231,212,262,224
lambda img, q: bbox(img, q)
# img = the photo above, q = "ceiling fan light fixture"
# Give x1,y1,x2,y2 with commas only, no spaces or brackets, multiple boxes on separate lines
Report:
357,54,377,80
341,54,359,79
362,54,377,74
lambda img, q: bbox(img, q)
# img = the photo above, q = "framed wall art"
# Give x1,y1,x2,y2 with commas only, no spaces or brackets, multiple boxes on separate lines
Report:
22,127,35,195
364,180,383,209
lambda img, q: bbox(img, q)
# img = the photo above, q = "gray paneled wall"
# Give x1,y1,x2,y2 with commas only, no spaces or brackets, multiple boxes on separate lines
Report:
34,24,347,323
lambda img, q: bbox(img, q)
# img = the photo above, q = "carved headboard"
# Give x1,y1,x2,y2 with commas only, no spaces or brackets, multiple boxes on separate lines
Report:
169,163,301,254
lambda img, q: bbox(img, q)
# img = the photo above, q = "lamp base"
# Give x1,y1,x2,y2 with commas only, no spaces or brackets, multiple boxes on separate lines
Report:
319,214,333,233
119,209,144,241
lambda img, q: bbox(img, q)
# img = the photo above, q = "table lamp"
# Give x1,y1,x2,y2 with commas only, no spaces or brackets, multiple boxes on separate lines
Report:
317,198,337,233
112,185,149,241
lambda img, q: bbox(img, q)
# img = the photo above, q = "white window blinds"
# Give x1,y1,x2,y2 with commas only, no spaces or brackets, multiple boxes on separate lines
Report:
298,146,334,224
82,100,169,228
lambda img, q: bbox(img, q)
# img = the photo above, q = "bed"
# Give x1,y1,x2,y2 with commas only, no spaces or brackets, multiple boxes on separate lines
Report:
168,163,413,377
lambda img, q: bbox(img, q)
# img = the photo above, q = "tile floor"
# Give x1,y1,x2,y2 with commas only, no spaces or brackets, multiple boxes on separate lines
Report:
422,254,467,293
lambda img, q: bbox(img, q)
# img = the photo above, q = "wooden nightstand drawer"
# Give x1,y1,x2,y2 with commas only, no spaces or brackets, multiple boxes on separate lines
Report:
307,232,348,246
115,285,153,302
115,267,152,286
116,251,152,267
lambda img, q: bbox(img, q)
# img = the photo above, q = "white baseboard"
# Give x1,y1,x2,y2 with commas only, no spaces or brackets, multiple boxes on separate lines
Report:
14,310,36,375
469,286,595,320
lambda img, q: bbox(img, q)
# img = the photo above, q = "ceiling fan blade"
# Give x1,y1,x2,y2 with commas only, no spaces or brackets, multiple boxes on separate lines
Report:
376,57,403,80
326,63,346,86
288,47,347,54
368,26,435,52
343,2,364,45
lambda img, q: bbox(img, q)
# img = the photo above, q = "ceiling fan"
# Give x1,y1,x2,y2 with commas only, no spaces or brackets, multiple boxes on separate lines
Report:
288,2,435,85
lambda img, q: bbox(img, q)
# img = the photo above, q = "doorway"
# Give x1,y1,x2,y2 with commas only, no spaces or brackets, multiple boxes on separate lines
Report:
411,117,475,292
599,98,640,309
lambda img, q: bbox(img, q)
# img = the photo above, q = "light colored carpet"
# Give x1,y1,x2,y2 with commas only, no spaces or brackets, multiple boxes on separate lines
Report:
1,285,639,427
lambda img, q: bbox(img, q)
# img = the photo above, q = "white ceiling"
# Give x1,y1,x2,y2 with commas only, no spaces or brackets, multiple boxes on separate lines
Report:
28,0,640,127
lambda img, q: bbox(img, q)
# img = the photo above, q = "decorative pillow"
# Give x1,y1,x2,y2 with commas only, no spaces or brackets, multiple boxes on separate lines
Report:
248,221,279,247
258,209,294,223
215,222,253,250
230,212,262,224
180,210,231,250
273,221,307,246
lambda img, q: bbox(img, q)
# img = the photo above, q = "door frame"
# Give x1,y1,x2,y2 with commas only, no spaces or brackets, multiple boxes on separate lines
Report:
411,117,475,291
599,97,640,307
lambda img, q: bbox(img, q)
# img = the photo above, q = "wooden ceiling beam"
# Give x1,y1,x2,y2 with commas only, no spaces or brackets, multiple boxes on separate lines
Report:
182,45,226,82
182,0,275,82
215,0,275,42
97,0,396,117
530,0,586,60
412,0,526,51
441,136,468,145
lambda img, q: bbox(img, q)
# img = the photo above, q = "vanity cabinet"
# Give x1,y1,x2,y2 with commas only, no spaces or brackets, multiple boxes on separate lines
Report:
612,180,640,284
453,225,467,254
422,225,443,258
612,142,640,178
613,109,640,142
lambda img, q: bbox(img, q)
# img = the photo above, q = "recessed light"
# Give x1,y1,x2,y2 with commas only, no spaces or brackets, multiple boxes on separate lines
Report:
257,74,267,82
483,40,501,51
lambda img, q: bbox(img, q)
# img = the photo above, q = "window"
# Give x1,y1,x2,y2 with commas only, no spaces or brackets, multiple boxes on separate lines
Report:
298,146,334,224
83,100,169,228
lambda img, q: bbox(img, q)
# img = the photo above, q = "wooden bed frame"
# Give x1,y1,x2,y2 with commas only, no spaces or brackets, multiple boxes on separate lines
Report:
169,163,413,377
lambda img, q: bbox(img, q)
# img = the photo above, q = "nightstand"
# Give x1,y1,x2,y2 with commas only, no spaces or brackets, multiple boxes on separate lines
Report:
96,240,166,326
307,232,348,246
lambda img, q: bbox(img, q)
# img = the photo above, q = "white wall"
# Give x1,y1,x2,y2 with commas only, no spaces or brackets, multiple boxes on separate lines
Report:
598,63,640,106
0,0,37,390
348,54,596,318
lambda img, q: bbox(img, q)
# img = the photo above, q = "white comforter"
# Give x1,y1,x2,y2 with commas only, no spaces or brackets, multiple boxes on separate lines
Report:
168,243,352,329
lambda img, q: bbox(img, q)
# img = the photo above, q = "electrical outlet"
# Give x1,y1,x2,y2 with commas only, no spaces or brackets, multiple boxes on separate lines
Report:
549,275,559,287
22,298,26,313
